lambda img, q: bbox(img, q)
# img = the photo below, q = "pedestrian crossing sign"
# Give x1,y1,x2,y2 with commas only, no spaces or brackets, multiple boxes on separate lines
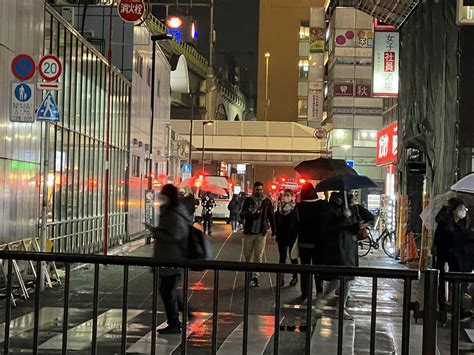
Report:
37,91,60,121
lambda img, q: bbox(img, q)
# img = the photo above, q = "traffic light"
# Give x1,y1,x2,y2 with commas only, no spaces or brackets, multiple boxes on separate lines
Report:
270,184,278,191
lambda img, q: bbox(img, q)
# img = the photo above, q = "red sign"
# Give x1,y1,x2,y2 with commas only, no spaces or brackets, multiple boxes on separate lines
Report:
376,122,398,166
11,54,36,81
118,0,145,22
384,52,396,72
38,55,62,81
334,83,354,96
313,128,326,140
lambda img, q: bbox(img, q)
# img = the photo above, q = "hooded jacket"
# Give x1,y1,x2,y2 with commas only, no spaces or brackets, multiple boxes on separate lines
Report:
151,204,192,276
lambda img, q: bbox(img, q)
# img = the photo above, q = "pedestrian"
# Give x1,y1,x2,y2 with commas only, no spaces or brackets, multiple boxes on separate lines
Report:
147,184,191,334
275,189,299,286
297,183,326,300
315,191,367,320
228,194,241,233
201,192,216,236
434,197,472,323
180,186,196,216
240,181,276,287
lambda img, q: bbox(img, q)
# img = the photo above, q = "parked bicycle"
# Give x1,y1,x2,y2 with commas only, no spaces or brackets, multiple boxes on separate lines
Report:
358,227,397,258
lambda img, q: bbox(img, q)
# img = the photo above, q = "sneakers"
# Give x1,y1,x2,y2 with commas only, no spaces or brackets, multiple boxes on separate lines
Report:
334,307,354,320
158,324,181,334
250,277,260,287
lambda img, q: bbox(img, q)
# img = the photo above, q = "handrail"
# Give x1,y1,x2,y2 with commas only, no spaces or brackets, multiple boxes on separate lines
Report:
444,271,474,282
0,250,420,279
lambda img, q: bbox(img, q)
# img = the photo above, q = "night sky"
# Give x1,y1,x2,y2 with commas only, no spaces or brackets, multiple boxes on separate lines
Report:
153,0,259,100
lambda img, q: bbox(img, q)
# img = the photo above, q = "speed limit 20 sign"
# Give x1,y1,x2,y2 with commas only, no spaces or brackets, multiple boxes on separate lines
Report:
38,55,62,81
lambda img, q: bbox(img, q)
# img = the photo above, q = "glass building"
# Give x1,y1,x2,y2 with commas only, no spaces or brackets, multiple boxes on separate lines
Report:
43,5,131,253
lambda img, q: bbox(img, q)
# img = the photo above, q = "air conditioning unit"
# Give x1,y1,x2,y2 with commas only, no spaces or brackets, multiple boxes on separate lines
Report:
61,6,75,27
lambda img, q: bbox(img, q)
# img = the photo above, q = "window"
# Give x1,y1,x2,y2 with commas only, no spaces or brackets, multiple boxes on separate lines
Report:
134,52,143,77
299,21,310,40
298,98,308,118
354,129,377,147
332,129,353,147
298,59,309,78
131,155,141,177
146,66,151,86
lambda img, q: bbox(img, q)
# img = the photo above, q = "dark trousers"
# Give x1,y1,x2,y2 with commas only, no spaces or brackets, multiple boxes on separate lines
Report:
277,240,298,278
203,214,213,234
230,215,239,231
299,247,323,298
159,274,182,327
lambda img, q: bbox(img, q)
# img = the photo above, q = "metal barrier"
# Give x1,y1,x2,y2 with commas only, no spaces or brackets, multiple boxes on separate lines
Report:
0,250,419,355
444,270,474,355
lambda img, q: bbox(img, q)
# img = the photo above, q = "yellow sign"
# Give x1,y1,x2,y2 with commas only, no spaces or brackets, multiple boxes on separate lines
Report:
458,1,474,24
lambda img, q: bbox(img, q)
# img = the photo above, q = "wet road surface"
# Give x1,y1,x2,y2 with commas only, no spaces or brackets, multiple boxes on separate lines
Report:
0,222,466,354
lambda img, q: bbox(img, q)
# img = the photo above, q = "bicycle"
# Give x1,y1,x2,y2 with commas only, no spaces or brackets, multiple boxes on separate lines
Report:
358,227,398,258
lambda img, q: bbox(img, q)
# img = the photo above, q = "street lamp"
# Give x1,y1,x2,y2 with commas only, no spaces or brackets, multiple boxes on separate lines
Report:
264,52,271,121
202,120,213,173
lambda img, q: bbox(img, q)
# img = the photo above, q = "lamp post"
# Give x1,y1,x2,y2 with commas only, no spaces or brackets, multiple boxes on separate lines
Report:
264,52,270,121
202,120,213,173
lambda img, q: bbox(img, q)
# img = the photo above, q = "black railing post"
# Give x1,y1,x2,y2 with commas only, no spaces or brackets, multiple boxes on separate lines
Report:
401,278,412,355
91,263,100,355
274,273,282,355
451,281,461,354
337,277,345,355
305,274,313,355
181,268,189,355
212,270,220,355
243,271,250,355
422,269,439,355
151,267,159,355
369,277,378,355
33,260,42,354
121,265,129,355
62,263,71,354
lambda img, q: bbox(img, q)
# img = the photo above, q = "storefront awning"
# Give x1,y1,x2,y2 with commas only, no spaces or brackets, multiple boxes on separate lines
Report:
335,0,420,28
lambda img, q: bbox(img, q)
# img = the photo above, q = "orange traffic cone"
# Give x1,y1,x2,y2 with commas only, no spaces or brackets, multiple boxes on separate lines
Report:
407,232,419,262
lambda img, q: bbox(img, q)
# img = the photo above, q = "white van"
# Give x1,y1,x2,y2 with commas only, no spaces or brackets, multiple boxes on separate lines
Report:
194,175,231,219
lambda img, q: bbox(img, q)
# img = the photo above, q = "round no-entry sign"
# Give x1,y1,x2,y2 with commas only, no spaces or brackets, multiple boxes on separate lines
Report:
38,55,62,81
118,0,145,22
11,54,36,81
313,128,327,140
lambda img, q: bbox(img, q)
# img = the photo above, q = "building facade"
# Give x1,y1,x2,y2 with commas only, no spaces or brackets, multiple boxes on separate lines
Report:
0,1,131,253
257,0,324,123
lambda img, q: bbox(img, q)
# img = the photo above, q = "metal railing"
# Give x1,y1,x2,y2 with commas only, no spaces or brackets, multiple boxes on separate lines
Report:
0,250,419,355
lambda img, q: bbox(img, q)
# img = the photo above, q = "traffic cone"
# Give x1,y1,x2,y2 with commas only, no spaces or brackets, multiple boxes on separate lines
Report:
407,232,419,261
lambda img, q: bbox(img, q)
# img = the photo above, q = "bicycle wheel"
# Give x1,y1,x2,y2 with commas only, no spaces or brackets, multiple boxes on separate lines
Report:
358,235,373,257
382,231,397,259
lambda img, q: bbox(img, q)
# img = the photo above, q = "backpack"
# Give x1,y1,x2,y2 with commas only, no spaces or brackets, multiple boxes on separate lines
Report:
187,225,212,260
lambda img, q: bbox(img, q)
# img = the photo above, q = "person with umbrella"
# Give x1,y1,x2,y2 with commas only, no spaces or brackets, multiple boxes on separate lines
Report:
434,197,472,323
201,192,216,236
297,183,327,298
275,189,299,287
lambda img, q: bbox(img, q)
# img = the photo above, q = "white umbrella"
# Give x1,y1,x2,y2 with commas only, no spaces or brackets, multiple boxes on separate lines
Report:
451,173,474,194
420,190,474,231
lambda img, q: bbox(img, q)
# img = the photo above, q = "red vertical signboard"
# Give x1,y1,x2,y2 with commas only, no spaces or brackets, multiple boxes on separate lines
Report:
376,122,398,166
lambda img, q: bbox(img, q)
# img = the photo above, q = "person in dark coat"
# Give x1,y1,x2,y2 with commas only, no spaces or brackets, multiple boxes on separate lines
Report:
240,181,276,287
297,183,327,299
179,186,196,216
201,192,216,236
434,197,471,321
315,191,362,320
228,194,241,233
147,184,192,334
275,189,299,286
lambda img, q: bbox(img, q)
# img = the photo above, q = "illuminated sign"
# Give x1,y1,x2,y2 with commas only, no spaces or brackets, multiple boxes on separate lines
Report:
373,31,399,97
376,122,398,166
458,0,474,24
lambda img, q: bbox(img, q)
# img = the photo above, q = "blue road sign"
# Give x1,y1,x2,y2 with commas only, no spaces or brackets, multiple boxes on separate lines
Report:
14,83,32,102
347,160,355,168
37,92,60,121
11,54,36,81
182,163,192,174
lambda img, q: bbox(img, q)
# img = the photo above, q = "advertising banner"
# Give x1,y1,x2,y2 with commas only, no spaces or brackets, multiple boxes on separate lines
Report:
376,122,398,166
373,31,399,97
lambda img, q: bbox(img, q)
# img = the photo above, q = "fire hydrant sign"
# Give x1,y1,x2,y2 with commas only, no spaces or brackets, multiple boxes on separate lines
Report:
11,83,35,123
118,0,145,22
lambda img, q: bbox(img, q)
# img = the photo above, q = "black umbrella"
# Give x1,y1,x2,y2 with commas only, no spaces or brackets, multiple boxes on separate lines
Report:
315,173,377,208
294,158,357,181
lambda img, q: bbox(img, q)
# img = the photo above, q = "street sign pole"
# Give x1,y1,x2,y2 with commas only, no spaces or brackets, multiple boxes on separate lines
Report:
39,121,50,292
